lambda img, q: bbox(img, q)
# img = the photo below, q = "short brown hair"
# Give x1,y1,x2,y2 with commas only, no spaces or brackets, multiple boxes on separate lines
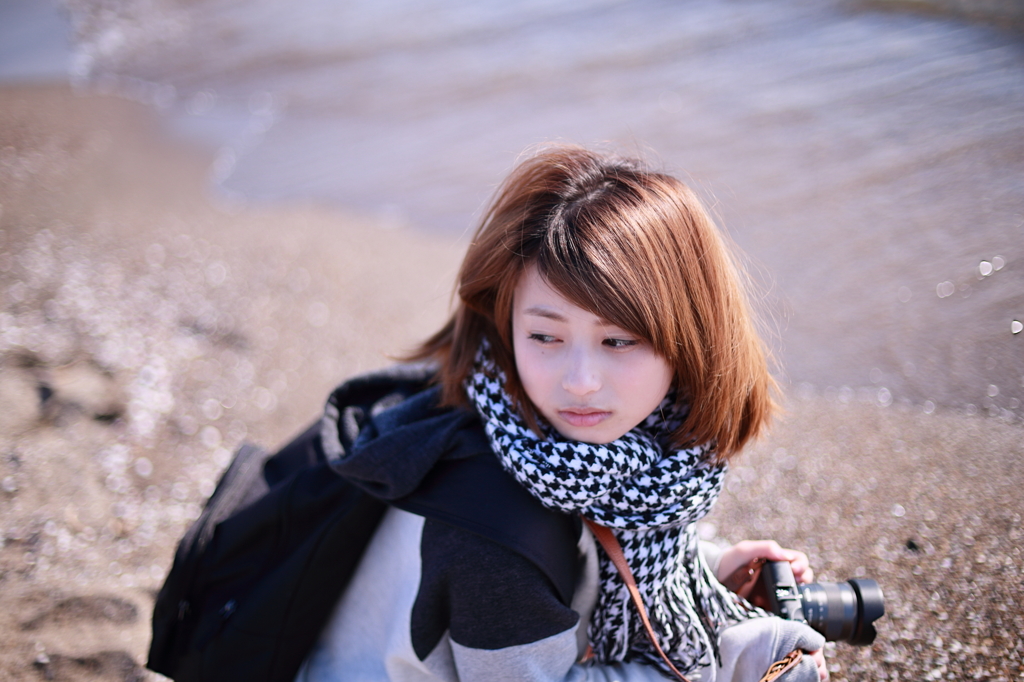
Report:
411,144,775,461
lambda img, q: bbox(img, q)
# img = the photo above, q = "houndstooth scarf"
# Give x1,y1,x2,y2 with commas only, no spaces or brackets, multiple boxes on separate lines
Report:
465,345,758,676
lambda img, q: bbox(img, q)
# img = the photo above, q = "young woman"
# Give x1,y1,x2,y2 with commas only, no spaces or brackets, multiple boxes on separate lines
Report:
295,145,827,681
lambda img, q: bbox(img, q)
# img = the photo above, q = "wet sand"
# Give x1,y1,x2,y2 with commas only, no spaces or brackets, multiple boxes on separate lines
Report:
866,0,1024,29
0,85,1021,680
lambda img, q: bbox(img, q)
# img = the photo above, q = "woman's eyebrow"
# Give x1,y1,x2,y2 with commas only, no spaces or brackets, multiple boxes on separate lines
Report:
523,306,567,321
524,306,621,331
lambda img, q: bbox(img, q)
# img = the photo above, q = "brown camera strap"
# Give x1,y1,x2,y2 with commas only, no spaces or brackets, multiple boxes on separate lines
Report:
582,517,692,682
582,517,807,682
758,649,803,681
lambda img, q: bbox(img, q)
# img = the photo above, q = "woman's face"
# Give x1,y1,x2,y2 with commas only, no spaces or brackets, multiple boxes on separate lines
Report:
512,266,674,444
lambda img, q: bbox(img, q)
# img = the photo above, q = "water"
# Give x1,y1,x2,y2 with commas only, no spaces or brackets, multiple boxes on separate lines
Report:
0,0,73,82
24,0,1024,415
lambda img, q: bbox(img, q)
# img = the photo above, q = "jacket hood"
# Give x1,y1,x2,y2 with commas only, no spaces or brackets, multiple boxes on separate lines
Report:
320,365,492,501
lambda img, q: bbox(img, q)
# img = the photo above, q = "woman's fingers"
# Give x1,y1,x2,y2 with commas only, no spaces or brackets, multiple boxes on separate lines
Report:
807,649,829,680
715,540,816,585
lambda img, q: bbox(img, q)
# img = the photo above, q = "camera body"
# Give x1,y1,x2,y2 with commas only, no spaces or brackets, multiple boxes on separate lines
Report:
760,561,885,646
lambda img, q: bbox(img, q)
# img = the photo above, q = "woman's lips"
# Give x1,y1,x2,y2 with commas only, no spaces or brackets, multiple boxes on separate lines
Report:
557,408,611,427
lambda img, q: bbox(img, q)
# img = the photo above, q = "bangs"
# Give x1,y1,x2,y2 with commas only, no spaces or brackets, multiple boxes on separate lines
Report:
531,180,681,360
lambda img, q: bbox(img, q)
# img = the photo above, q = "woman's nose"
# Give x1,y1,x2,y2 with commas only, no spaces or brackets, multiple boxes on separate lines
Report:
561,349,601,396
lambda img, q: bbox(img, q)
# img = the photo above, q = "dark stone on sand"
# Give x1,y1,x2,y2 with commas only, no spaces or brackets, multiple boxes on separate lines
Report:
34,650,144,682
21,595,139,631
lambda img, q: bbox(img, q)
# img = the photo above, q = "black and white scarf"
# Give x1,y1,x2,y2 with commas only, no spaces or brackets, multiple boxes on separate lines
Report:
465,346,758,675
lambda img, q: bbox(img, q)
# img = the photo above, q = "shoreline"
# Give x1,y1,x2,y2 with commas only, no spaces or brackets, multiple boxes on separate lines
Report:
1,84,1021,680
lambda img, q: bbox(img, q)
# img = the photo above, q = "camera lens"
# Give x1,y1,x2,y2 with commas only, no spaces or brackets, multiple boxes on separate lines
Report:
799,578,885,645
758,561,886,645
849,579,885,645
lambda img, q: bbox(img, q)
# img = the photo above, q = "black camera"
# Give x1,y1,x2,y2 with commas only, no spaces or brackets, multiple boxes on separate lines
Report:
760,561,885,645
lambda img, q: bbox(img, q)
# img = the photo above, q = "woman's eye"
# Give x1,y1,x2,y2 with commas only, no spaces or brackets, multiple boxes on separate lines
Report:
604,338,638,349
528,333,557,344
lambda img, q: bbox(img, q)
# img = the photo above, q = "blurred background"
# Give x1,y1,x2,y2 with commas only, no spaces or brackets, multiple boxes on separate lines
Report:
5,0,1021,418
1,1,1023,680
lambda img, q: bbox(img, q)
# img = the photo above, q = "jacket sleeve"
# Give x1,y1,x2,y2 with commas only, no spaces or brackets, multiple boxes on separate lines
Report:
417,520,823,682
415,519,672,682
714,617,825,682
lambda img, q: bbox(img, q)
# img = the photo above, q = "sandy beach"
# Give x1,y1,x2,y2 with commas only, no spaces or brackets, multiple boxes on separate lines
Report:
1,84,1021,681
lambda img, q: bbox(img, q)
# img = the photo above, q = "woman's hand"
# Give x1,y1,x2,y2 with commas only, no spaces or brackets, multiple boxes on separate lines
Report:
716,541,828,679
808,648,829,680
716,539,815,587
714,540,815,607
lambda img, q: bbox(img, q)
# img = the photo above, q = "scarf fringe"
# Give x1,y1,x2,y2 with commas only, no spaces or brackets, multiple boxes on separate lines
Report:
590,525,762,676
